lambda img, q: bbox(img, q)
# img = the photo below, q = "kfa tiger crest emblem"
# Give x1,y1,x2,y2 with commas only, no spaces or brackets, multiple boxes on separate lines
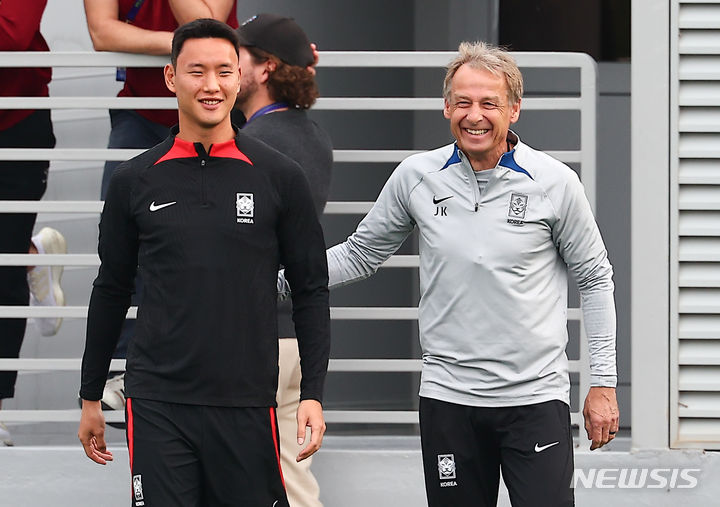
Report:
507,192,528,225
236,193,254,224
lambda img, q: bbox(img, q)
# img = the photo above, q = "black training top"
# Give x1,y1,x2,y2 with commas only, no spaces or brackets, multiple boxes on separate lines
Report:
80,126,330,407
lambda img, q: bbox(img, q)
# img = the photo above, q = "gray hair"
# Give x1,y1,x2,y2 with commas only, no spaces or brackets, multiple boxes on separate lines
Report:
443,41,523,105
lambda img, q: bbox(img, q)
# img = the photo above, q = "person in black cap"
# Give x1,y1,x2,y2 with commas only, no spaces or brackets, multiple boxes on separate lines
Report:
233,13,333,507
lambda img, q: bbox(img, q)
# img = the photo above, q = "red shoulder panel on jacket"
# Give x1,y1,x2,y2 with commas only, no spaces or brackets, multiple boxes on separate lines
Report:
209,139,253,165
153,137,197,165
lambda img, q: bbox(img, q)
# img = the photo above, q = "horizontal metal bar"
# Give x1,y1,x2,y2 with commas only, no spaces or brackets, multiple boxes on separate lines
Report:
0,359,125,371
0,305,583,320
381,255,419,268
319,97,441,110
0,200,102,213
317,97,582,111
324,201,374,214
333,150,422,162
679,305,720,313
341,150,579,164
0,51,593,69
0,357,583,374
679,407,720,418
0,408,422,424
0,95,583,111
679,201,720,210
0,148,418,163
0,148,581,164
679,381,720,391
328,359,421,372
680,280,720,288
0,200,371,215
0,254,99,266
0,407,582,425
0,409,124,423
0,97,176,109
0,358,421,373
323,410,418,424
331,307,419,320
679,356,720,365
0,306,132,318
0,52,167,67
679,47,720,55
0,253,419,269
0,148,142,161
1,306,424,319
312,51,594,70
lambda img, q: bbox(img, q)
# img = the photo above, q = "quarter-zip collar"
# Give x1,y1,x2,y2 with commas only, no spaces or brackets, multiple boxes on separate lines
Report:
444,130,523,212
154,126,253,166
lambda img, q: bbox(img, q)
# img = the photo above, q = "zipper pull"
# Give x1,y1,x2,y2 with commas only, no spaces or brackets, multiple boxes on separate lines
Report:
201,159,206,167
475,203,478,212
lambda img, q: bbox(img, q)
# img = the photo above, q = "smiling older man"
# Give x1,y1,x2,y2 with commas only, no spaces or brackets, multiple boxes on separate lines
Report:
280,41,618,507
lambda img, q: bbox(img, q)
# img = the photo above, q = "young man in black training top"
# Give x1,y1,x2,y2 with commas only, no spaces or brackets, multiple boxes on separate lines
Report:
233,14,333,507
78,19,330,507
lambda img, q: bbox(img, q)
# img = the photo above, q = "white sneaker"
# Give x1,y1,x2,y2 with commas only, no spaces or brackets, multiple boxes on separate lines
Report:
101,373,126,429
27,227,66,337
0,422,13,446
101,373,126,411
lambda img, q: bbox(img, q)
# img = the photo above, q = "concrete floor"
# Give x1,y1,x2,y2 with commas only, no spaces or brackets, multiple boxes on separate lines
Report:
0,432,716,507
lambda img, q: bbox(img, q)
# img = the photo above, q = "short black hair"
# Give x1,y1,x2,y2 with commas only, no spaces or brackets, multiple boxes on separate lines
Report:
171,18,240,66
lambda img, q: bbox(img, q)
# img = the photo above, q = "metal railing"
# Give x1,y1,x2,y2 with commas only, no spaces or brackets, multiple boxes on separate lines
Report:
0,51,597,426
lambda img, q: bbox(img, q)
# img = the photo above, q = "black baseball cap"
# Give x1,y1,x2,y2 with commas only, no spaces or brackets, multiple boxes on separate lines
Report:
236,14,313,68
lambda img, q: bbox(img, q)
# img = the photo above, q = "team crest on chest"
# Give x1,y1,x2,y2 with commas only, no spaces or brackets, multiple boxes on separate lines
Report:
236,193,254,224
507,192,528,225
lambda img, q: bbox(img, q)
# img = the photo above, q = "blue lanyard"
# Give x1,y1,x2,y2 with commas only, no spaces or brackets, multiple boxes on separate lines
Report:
117,0,146,81
126,0,146,22
244,102,289,126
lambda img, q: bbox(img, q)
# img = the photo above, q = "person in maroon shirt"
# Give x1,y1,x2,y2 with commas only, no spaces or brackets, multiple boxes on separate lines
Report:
0,0,60,446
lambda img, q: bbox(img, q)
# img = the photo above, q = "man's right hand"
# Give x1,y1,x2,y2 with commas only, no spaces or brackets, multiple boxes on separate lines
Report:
78,399,114,465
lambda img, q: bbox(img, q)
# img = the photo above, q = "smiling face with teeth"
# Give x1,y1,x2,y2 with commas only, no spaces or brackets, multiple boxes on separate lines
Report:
443,64,521,171
164,37,240,147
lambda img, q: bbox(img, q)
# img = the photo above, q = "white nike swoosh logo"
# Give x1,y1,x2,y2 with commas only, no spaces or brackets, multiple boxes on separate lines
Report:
534,441,560,453
149,201,177,212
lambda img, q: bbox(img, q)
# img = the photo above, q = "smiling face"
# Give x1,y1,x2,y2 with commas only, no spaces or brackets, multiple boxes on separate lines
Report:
164,37,240,138
443,64,521,171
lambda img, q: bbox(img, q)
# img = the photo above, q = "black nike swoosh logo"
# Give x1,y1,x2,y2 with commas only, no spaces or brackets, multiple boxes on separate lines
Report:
433,195,454,204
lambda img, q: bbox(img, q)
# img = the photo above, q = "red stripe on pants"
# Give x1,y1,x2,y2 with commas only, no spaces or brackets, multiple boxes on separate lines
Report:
126,397,134,470
269,407,286,488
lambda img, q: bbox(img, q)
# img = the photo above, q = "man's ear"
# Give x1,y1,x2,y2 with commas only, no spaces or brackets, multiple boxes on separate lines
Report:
164,63,176,93
258,59,275,85
509,98,521,124
443,99,452,120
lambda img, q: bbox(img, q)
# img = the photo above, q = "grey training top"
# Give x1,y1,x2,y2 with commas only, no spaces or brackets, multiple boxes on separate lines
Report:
317,132,616,407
